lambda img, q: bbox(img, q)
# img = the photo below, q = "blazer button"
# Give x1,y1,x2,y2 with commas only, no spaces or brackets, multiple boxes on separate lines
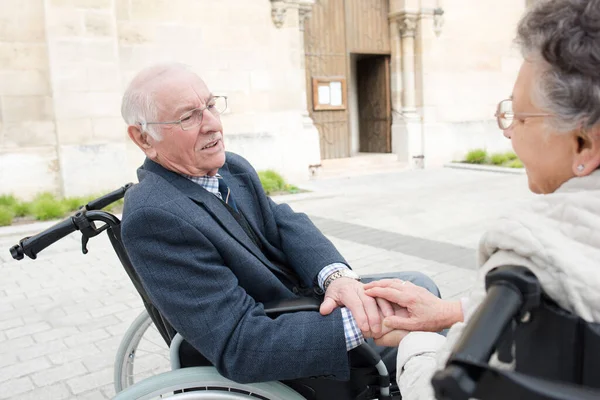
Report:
292,287,299,294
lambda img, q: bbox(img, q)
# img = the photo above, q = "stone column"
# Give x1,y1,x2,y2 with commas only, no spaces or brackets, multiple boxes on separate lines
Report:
399,15,418,114
390,11,424,168
43,0,126,196
296,1,321,170
271,0,321,173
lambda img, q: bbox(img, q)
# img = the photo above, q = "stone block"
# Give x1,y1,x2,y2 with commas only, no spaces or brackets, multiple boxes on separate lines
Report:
0,377,34,399
250,70,272,91
0,147,60,199
0,44,49,70
52,68,89,92
116,22,156,45
52,40,118,67
0,70,50,96
1,96,54,123
51,0,112,8
59,142,130,197
11,383,71,400
87,92,122,118
83,40,118,64
0,1,45,42
84,11,115,37
56,118,93,144
66,368,113,395
46,8,85,37
53,92,90,119
130,0,183,22
31,361,88,387
50,40,84,67
115,0,130,21
91,117,127,141
87,66,122,92
2,121,57,147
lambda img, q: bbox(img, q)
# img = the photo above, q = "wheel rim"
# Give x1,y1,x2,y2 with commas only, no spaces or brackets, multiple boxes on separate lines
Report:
117,312,171,392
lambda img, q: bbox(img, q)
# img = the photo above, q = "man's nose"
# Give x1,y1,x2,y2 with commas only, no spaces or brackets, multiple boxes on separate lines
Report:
199,109,221,133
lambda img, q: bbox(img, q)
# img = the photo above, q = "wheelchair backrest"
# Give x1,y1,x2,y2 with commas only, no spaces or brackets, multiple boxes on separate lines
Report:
106,223,177,345
500,295,600,388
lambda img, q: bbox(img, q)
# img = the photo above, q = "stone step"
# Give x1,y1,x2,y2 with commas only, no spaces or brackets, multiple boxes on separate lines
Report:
311,153,408,179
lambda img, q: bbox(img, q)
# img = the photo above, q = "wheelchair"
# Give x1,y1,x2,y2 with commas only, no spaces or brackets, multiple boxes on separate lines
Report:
10,183,400,400
432,265,600,400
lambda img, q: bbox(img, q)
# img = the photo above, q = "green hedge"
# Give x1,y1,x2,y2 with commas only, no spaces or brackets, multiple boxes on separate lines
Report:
462,149,523,169
0,170,299,226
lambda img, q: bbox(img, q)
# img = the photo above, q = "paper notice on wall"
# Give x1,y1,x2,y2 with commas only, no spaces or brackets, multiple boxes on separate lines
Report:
318,85,330,105
330,82,342,106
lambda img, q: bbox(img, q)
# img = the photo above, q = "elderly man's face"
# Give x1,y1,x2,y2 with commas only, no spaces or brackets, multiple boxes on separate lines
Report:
144,73,226,176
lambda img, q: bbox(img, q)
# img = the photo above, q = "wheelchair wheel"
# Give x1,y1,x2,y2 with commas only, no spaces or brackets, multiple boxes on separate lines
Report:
114,309,171,393
112,367,306,400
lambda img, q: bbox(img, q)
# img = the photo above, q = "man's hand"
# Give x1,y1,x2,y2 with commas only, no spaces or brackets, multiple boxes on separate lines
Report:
320,277,386,336
364,279,463,332
374,329,410,347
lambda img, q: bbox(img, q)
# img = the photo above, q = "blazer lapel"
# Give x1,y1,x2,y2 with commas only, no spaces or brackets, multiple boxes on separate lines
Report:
141,159,275,272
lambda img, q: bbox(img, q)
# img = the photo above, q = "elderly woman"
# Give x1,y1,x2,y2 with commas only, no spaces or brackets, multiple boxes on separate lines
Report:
364,0,600,398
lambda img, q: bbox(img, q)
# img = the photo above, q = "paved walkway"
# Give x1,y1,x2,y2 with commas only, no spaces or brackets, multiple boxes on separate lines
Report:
0,167,532,399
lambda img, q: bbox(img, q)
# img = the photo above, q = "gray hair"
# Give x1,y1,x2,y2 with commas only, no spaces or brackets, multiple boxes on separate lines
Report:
121,63,192,140
517,0,600,133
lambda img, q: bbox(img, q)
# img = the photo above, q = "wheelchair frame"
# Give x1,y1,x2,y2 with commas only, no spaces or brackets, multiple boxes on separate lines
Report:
10,183,397,400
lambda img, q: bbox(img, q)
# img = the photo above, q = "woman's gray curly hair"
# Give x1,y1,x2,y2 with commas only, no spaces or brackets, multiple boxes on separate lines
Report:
517,0,600,133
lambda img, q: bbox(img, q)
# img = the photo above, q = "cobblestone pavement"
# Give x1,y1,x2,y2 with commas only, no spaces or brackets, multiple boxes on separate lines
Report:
0,167,532,399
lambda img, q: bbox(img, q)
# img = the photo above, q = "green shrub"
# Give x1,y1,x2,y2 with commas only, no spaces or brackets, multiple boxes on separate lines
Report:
13,202,31,217
504,151,518,161
507,159,524,168
258,170,287,195
464,149,488,164
0,205,14,226
490,153,508,166
64,196,86,212
30,192,68,221
0,194,18,208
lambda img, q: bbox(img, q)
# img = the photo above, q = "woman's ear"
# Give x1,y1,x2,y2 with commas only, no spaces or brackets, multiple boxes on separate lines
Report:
127,125,157,159
572,126,600,175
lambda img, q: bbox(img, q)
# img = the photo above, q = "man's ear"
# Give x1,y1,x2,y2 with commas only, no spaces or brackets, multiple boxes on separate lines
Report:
573,126,600,175
127,125,157,159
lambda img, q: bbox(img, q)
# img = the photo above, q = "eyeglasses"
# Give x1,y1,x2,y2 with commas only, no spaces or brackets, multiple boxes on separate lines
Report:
495,99,552,130
142,96,228,131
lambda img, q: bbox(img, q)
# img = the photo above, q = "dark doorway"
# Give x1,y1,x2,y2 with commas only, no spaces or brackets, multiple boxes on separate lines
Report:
356,55,392,153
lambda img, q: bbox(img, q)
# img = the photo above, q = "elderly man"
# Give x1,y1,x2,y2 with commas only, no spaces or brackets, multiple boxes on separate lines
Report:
120,63,440,384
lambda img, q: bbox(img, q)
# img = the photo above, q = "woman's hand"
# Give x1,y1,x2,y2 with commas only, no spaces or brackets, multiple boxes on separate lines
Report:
364,279,463,332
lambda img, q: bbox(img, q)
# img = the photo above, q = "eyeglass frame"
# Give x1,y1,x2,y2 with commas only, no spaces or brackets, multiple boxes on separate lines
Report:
494,98,553,131
140,95,228,131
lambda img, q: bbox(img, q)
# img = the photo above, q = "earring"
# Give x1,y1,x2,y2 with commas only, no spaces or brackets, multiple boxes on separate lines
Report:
577,164,585,172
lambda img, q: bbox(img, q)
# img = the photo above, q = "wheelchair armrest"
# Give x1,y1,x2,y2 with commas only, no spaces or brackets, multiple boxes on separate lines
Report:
263,296,321,318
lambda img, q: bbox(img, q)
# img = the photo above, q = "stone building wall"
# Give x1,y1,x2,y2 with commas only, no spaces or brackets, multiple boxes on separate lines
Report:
0,0,319,199
417,0,527,166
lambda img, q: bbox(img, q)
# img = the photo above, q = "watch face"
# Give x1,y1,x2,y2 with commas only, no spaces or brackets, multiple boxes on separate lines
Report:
342,270,360,280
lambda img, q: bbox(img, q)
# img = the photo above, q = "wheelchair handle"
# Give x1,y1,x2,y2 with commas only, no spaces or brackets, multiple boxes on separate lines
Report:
10,217,78,260
85,182,133,211
432,265,543,399
9,183,133,261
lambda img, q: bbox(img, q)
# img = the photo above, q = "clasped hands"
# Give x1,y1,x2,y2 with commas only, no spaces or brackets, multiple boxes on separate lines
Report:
320,278,463,347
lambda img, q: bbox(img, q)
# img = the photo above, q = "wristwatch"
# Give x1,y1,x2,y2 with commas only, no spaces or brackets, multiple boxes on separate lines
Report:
323,269,361,292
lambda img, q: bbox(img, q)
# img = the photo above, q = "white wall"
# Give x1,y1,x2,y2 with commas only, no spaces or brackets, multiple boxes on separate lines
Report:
418,0,526,166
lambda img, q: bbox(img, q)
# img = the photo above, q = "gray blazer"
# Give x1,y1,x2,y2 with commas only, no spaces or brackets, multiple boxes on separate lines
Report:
121,152,351,383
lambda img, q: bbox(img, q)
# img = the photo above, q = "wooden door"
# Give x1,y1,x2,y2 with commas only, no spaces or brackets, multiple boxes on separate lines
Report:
304,0,391,159
357,55,391,153
304,0,350,160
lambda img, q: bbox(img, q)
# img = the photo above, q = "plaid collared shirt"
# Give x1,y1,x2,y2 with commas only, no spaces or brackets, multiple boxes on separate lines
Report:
184,174,364,351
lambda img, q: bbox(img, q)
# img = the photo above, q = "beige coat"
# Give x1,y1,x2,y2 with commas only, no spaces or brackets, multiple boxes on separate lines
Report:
396,170,600,400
